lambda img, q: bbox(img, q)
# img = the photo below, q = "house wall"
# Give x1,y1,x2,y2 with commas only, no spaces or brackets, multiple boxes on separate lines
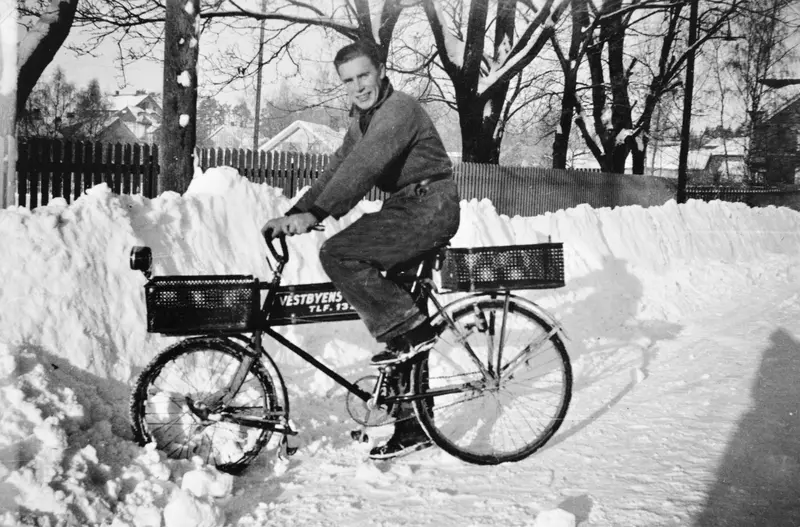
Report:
751,98,800,185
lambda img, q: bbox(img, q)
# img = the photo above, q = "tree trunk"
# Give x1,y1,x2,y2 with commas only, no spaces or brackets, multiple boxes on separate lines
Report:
552,0,588,169
1,0,17,207
16,0,78,121
160,0,200,195
630,136,648,174
459,96,502,164
551,77,575,169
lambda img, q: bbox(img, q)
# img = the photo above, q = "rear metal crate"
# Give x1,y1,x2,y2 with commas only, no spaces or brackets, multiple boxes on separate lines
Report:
441,243,565,292
145,275,260,335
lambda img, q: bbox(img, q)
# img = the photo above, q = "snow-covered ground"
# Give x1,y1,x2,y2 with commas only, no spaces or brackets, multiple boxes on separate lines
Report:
2,166,800,526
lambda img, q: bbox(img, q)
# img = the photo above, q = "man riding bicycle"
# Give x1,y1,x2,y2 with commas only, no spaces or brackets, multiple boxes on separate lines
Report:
262,40,460,460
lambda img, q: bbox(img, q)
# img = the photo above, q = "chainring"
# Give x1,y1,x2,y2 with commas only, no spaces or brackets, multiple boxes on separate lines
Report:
345,375,396,427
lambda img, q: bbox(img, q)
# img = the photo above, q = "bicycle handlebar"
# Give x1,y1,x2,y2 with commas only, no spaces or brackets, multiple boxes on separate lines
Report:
262,228,289,265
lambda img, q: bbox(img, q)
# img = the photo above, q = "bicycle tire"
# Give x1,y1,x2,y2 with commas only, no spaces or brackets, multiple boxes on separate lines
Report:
411,294,572,465
130,337,279,474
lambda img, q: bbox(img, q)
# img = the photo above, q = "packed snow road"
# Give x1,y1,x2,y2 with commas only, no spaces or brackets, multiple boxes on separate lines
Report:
2,168,800,526
224,256,800,527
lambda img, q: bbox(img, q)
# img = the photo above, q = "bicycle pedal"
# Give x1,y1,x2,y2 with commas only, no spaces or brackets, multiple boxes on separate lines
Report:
350,429,369,443
280,435,299,457
275,417,299,436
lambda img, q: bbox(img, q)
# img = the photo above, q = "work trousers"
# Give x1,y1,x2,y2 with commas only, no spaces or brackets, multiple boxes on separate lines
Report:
319,178,460,344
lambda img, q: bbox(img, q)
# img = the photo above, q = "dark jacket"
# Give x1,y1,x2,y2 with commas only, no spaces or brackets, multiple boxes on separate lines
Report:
290,82,452,220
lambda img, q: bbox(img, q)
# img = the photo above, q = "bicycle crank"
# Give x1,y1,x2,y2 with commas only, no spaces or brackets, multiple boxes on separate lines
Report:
345,375,395,428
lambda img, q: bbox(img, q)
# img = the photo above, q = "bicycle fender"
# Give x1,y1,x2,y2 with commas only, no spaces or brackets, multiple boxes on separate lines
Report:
432,292,569,342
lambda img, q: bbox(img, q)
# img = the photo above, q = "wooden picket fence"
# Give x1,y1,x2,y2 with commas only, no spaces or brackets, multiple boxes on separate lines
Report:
13,138,679,215
16,138,158,208
19,138,799,216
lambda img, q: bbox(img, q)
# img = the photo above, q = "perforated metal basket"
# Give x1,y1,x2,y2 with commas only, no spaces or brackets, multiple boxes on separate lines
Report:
441,243,565,292
145,275,260,335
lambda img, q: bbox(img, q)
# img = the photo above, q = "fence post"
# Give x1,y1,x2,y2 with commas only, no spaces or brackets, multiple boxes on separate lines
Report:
29,138,42,208
52,139,66,200
62,140,73,202
122,143,132,194
92,141,103,189
132,143,141,194
39,138,52,206
16,139,27,207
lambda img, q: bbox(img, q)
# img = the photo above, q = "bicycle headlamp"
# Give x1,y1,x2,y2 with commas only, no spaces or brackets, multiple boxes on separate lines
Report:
130,246,153,278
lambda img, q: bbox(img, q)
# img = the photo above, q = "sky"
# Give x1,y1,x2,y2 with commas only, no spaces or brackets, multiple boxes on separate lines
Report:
2,166,800,525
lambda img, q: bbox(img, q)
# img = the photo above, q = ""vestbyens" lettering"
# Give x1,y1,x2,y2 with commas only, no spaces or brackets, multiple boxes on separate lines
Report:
278,291,344,307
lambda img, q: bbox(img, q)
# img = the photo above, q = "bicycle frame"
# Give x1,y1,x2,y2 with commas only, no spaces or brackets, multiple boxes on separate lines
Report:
209,236,567,430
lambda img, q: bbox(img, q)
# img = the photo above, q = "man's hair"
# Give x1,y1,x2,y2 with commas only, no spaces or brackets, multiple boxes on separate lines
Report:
334,40,384,71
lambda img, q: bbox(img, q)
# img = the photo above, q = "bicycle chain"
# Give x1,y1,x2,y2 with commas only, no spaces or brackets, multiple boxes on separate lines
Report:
356,369,487,428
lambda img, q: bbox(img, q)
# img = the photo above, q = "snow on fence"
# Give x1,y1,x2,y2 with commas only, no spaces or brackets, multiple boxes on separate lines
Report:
16,138,799,215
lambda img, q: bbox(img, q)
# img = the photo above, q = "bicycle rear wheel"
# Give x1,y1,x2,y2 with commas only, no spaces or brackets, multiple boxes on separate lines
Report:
411,294,571,465
130,337,279,474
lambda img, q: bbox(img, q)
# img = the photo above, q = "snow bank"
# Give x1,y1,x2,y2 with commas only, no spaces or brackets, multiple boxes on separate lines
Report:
1,166,799,525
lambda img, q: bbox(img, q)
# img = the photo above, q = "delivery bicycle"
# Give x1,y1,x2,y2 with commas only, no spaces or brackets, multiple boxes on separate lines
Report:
128,235,572,474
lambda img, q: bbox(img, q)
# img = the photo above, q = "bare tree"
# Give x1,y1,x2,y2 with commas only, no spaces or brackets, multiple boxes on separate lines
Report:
17,66,76,138
421,0,571,163
17,0,79,120
549,0,744,173
726,0,800,133
196,95,230,147
19,0,576,164
15,1,409,118
71,78,112,140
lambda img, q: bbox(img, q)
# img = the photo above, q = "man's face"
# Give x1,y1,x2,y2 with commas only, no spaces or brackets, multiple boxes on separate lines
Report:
337,55,386,111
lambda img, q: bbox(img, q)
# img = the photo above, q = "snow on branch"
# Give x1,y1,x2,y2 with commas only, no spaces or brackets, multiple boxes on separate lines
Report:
428,0,465,69
477,0,570,96
370,0,386,43
18,0,73,66
209,0,361,39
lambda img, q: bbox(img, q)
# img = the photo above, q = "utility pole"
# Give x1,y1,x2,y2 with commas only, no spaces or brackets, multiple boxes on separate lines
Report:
252,0,267,152
677,0,698,204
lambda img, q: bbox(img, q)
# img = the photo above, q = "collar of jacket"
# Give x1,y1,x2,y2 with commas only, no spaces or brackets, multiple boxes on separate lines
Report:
349,78,394,119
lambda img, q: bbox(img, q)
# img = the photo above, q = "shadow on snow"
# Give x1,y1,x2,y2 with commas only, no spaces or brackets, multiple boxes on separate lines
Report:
695,328,800,526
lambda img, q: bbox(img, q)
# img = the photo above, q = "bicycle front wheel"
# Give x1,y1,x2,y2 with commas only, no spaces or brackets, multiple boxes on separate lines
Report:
411,294,572,465
130,337,279,474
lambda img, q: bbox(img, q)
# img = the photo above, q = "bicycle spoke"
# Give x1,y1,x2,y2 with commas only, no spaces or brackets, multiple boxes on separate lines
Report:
413,297,571,464
496,292,510,377
131,338,278,474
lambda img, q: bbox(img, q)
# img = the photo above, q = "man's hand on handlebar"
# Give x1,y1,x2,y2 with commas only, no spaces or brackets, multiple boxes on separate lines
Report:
261,213,322,239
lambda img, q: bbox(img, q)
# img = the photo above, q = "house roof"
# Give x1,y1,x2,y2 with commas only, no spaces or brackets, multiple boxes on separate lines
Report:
258,120,344,152
703,137,748,158
762,89,800,122
207,124,253,149
108,93,151,112
647,139,747,171
566,138,747,174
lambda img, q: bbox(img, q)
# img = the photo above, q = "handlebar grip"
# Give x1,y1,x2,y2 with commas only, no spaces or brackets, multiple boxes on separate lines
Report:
263,228,289,264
